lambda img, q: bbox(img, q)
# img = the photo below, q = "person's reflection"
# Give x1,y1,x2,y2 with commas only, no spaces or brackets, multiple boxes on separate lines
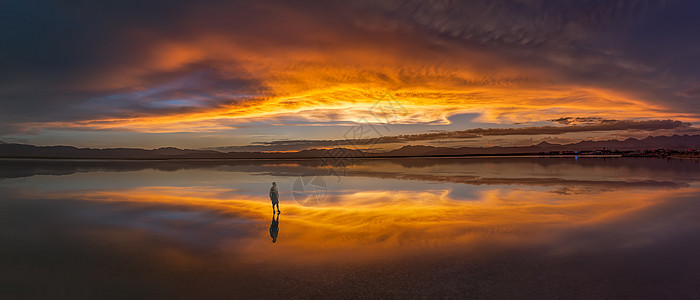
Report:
269,211,280,243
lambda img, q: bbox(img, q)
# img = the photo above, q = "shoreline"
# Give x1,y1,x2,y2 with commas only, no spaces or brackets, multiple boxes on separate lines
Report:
0,154,649,161
2,154,700,161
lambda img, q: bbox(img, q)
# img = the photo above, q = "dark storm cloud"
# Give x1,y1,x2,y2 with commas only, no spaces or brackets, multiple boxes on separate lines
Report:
81,62,267,116
0,1,172,128
549,117,611,125
0,1,269,128
359,0,656,47
356,0,700,114
241,119,692,150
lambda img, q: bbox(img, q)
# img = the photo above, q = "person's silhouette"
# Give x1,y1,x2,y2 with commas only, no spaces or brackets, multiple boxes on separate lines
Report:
269,211,279,243
270,182,280,213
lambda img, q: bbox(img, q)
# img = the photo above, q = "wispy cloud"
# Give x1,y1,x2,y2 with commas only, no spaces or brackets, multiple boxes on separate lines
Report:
225,119,693,151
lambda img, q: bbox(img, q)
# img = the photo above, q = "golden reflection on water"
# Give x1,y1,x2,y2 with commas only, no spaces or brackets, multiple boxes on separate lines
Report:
44,184,699,264
3,159,700,298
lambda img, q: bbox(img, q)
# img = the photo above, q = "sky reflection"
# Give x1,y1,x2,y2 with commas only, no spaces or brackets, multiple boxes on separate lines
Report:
2,158,700,298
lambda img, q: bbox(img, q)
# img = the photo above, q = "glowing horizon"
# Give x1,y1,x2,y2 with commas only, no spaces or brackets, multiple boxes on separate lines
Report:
2,1,700,149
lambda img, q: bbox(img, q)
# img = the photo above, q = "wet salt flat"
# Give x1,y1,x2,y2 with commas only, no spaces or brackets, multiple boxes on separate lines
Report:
1,157,700,298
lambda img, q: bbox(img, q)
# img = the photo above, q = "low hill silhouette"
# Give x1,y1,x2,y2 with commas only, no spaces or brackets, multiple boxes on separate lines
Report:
0,135,698,159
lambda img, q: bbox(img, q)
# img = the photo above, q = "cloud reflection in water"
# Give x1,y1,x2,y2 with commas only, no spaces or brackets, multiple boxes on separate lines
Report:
2,158,700,298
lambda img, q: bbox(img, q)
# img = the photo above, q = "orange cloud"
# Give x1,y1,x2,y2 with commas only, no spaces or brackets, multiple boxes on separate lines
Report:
18,13,699,134
4,0,700,147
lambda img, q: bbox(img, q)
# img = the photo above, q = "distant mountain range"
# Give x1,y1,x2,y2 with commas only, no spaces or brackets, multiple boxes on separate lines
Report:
0,134,698,159
381,135,700,157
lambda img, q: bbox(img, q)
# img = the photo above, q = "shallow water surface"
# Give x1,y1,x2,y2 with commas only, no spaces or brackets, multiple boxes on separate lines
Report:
2,157,700,298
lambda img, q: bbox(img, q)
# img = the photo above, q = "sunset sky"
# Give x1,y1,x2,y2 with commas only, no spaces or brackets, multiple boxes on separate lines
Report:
1,0,699,151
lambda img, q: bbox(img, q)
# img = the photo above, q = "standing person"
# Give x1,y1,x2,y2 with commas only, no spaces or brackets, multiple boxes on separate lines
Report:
270,182,280,213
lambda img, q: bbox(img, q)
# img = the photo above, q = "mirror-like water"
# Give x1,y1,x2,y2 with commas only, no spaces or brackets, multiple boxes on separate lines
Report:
2,157,699,298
